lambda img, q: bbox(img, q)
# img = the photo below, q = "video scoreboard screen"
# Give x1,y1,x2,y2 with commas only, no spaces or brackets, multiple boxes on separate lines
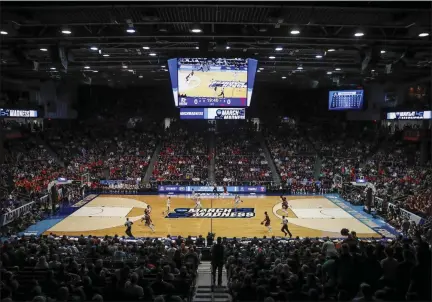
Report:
0,109,38,117
386,111,431,120
328,90,364,110
180,108,246,120
168,57,258,107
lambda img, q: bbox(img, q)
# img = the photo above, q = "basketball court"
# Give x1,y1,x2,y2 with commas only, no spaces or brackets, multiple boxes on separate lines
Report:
45,195,387,238
178,70,247,98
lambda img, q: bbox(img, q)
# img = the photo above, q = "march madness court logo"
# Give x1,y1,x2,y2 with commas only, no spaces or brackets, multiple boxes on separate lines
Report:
167,208,255,218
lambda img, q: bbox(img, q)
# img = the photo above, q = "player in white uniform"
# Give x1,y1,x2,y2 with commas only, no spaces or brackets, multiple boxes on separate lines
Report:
233,194,243,212
164,197,171,215
195,197,203,210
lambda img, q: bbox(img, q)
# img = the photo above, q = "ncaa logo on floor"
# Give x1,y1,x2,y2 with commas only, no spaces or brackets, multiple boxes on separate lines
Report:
166,208,255,218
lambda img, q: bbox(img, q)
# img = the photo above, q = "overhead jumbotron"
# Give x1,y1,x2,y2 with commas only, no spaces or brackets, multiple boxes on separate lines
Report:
168,57,258,107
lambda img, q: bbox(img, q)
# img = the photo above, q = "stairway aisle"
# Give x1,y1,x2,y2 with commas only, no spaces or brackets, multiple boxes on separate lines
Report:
35,134,65,167
142,143,162,183
257,132,281,185
193,261,231,302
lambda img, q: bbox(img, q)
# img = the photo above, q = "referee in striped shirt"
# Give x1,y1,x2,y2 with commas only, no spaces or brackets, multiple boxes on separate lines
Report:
281,216,292,238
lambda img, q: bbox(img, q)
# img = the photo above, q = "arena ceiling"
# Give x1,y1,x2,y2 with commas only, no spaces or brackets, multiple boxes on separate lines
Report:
0,1,431,88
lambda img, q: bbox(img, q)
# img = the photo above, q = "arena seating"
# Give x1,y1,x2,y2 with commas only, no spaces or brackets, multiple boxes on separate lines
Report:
0,236,199,302
152,123,209,185
215,125,273,184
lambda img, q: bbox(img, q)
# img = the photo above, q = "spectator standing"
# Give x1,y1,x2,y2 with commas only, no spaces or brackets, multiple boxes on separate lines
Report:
211,236,225,288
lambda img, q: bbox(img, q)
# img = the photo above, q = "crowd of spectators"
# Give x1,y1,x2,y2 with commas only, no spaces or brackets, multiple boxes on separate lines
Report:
152,122,209,185
0,234,200,302
222,230,431,302
215,124,272,184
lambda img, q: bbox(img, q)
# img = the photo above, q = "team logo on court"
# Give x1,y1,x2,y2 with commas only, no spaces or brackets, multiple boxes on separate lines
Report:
166,208,255,218
179,98,187,106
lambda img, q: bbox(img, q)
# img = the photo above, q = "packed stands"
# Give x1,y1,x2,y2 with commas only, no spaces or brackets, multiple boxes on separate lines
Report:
215,123,273,185
224,232,431,302
151,121,209,185
0,235,199,302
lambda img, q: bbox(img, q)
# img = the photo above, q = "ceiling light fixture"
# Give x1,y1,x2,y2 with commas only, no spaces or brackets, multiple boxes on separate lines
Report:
327,49,335,52
93,70,98,73
149,53,157,56
50,67,56,70
327,71,332,75
335,68,341,71
269,56,275,59
191,24,202,33
128,69,133,72
354,31,364,37
122,65,128,69
380,50,386,54
84,66,90,69
281,76,287,79
161,65,166,68
371,69,375,72
142,46,150,50
139,75,143,78
102,54,110,57
126,28,136,33
290,29,300,35
418,32,429,37
195,46,199,49
257,70,261,72
0,30,8,35
90,46,98,51
259,67,264,70
275,47,283,51
40,48,48,52
297,66,303,70
226,46,230,50
315,55,323,58
61,29,72,34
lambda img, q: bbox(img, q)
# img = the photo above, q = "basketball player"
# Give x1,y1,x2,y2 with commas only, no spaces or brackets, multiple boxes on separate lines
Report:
186,70,194,83
223,184,228,195
124,218,133,238
144,205,152,217
164,196,171,215
281,216,292,238
261,212,272,233
213,183,220,197
280,195,289,213
233,194,243,212
144,213,155,232
195,196,203,210
218,87,225,98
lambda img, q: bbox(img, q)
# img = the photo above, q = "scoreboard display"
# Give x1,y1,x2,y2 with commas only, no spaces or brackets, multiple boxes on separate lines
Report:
180,108,246,120
328,90,364,110
168,57,258,107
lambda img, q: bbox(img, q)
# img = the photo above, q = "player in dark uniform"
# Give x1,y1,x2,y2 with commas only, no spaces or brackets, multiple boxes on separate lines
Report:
143,213,155,232
218,87,225,98
223,184,228,194
186,70,194,82
213,183,220,196
261,212,272,233
280,196,289,213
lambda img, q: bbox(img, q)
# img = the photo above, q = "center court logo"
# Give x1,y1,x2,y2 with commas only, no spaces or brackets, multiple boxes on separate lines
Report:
166,208,255,218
